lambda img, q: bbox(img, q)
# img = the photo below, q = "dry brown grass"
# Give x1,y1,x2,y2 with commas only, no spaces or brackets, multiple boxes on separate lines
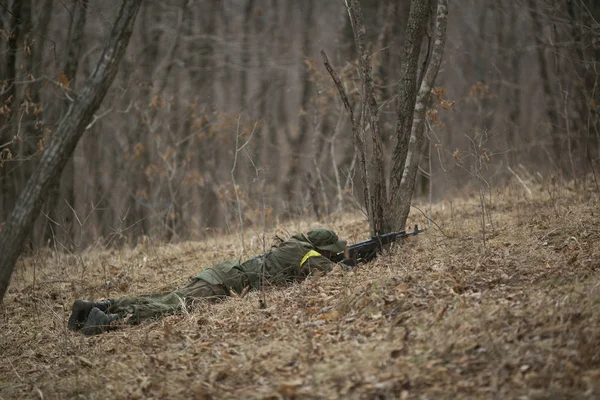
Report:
1,179,599,400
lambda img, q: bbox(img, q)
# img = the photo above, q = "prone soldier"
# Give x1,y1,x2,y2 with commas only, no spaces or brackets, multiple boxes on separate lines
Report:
69,228,347,335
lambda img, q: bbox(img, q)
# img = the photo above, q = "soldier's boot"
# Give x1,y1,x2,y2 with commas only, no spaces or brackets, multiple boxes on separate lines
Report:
68,299,111,331
81,307,121,336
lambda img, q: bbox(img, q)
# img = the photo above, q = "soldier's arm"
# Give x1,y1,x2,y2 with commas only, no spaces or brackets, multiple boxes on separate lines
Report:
299,253,335,276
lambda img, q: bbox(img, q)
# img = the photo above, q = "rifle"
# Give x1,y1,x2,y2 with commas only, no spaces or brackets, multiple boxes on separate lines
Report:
332,225,426,267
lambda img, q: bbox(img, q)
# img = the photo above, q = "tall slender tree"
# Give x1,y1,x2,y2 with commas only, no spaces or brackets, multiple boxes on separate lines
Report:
0,0,143,303
324,0,448,234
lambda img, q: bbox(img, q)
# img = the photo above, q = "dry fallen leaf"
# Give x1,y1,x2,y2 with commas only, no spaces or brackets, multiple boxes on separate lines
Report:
57,73,69,87
317,310,340,321
278,379,304,397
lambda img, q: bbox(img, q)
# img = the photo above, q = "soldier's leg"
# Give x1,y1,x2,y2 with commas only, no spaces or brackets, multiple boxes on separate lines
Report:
108,290,187,323
76,292,185,335
68,299,111,331
177,278,229,306
72,279,229,335
108,279,228,323
68,294,176,331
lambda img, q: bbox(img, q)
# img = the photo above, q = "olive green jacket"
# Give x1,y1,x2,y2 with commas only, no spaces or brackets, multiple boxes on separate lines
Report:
195,233,335,294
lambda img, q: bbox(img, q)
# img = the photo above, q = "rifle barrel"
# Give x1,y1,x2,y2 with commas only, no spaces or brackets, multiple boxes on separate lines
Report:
332,225,425,265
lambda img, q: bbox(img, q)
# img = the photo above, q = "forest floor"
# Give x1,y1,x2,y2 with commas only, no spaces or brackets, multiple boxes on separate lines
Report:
1,177,599,400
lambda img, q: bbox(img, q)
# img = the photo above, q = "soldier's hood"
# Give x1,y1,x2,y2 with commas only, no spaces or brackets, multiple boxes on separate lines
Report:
291,231,346,253
291,232,311,244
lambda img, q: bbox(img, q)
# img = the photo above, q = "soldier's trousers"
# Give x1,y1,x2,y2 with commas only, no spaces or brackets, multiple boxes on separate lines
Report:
108,278,228,323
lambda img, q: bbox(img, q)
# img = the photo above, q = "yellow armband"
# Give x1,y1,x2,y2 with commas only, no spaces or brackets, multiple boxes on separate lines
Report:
300,250,322,268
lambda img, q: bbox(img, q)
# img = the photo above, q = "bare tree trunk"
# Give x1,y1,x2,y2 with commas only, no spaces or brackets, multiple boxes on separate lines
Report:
283,0,314,210
217,2,233,109
397,0,448,229
254,7,273,168
185,0,219,229
387,0,430,232
27,0,56,248
271,2,293,203
0,0,20,124
348,0,387,234
240,0,255,112
45,0,88,249
507,1,521,165
528,0,561,166
63,1,88,87
325,0,446,235
23,0,53,154
0,0,142,303
563,0,600,182
18,0,54,249
157,2,185,241
0,0,22,223
376,1,410,109
122,2,161,241
15,0,34,176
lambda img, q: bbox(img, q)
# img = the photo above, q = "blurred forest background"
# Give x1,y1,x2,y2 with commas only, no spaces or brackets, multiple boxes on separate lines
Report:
0,0,598,251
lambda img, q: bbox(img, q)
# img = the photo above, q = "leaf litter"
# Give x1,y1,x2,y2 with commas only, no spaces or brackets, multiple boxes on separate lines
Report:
1,182,599,399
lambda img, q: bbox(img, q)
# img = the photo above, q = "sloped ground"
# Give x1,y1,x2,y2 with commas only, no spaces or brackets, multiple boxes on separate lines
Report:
1,181,599,400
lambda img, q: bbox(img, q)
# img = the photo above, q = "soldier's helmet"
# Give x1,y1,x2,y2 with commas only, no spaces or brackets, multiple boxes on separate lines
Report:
307,228,347,253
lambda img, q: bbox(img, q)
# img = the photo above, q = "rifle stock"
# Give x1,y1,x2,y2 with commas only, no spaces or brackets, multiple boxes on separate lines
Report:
332,225,425,266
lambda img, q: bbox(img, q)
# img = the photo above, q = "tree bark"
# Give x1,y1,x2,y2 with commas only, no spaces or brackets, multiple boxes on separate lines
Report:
63,0,88,88
46,0,89,249
22,0,53,155
0,0,23,223
346,0,389,234
325,0,445,234
507,1,521,165
397,0,448,229
240,0,255,112
0,0,142,303
528,0,561,165
387,0,429,232
122,2,161,241
283,0,314,209
21,0,54,249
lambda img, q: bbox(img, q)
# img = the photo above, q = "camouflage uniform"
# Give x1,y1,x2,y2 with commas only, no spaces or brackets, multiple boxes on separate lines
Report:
195,231,341,295
70,229,346,331
107,279,228,323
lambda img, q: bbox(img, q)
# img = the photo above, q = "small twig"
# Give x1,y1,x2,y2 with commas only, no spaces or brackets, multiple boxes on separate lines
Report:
64,199,83,227
15,112,25,143
411,205,451,238
320,50,354,119
39,279,72,284
0,140,15,150
231,116,259,253
377,94,398,114
244,143,268,308
118,101,133,114
418,165,432,177
41,211,61,227
539,228,560,243
8,358,23,382
508,166,533,198
232,114,245,252
321,46,372,227
85,107,114,130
